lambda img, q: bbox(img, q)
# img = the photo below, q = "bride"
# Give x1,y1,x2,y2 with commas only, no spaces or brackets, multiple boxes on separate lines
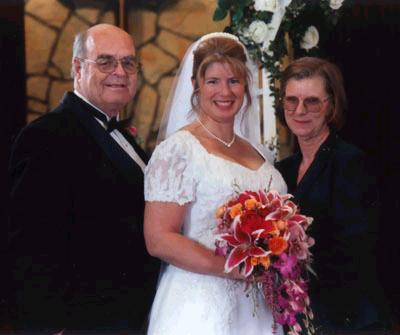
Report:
144,32,287,335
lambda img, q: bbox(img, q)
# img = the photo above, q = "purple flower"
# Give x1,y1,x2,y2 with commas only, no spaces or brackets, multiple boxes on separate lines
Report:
288,222,315,260
273,252,297,277
276,309,297,326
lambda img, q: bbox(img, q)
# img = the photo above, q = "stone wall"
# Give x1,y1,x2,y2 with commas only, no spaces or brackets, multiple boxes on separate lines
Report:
128,0,229,151
24,0,292,156
25,0,228,152
25,0,115,122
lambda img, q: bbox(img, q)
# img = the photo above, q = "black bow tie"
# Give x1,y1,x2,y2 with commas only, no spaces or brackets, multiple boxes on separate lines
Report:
88,108,132,133
106,117,132,133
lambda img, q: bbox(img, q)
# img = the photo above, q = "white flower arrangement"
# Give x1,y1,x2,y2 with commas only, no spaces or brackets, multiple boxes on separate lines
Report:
254,0,277,13
300,26,319,51
213,0,346,104
246,20,270,44
329,0,345,10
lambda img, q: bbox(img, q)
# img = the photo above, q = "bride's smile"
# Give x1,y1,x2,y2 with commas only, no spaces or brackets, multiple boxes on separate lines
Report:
197,61,245,123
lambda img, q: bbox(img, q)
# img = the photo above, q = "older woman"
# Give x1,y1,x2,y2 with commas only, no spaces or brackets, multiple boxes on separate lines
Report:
143,33,286,335
276,57,390,333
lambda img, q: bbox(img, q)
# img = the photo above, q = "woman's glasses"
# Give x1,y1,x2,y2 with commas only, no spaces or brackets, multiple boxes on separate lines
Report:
79,55,141,74
283,96,331,114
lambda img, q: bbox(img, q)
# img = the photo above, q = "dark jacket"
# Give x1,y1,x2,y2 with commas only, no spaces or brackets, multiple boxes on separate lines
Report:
7,92,159,333
276,132,390,333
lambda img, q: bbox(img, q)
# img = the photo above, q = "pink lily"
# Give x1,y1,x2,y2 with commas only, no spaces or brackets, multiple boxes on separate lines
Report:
219,219,269,277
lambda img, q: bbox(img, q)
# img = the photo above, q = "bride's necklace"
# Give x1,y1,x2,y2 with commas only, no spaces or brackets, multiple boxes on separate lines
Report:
197,117,236,148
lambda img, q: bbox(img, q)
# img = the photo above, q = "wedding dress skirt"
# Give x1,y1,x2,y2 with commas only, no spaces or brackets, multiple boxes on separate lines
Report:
145,131,287,335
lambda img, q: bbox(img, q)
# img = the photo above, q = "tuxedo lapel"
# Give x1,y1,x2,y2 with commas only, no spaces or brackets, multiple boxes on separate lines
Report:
61,92,144,184
120,129,149,164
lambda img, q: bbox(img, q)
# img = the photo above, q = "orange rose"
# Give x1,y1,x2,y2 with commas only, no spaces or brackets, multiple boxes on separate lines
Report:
229,203,243,219
215,206,225,218
264,220,279,236
244,198,258,210
259,256,271,269
250,256,271,269
275,219,288,231
268,236,288,255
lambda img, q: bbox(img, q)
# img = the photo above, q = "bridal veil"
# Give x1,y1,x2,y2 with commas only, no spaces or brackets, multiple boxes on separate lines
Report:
156,32,262,148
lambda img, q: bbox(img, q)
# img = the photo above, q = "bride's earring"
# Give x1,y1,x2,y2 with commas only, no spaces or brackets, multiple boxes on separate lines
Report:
190,87,200,112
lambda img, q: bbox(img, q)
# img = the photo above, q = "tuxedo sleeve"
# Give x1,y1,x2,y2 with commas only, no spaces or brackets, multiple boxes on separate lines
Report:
8,124,71,332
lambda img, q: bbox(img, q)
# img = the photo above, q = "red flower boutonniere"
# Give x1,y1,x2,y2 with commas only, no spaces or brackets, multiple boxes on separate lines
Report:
126,126,143,145
127,126,137,137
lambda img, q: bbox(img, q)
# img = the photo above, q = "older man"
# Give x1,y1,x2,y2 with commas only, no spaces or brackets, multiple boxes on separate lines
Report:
8,24,159,334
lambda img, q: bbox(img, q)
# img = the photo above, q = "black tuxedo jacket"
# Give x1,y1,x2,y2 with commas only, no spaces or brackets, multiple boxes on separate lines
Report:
276,132,390,333
7,92,159,333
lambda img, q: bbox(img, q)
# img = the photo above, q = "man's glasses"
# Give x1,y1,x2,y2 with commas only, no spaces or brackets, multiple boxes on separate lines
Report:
79,55,140,74
283,96,331,114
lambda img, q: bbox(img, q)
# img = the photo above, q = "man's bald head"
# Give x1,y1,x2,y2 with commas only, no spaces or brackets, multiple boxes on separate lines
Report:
71,24,138,117
71,24,134,78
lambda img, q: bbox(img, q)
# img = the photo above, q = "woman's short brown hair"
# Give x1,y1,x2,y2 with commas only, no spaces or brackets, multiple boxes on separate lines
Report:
279,57,347,130
191,37,251,112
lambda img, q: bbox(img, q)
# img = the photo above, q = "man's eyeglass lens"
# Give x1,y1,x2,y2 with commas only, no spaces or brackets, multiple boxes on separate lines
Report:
82,56,140,74
283,96,329,114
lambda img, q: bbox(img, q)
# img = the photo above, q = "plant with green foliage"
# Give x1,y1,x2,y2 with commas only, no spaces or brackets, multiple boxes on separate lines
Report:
213,0,347,103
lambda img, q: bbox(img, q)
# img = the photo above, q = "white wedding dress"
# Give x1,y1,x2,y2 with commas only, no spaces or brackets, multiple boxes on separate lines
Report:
145,130,287,335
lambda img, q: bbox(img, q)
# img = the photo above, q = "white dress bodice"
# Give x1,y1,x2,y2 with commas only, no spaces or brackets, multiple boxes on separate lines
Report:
145,130,287,335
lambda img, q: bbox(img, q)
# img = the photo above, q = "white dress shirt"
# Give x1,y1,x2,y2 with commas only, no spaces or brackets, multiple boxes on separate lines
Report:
74,90,146,172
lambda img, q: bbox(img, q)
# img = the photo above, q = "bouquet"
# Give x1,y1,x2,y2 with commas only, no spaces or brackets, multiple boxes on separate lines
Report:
215,189,315,335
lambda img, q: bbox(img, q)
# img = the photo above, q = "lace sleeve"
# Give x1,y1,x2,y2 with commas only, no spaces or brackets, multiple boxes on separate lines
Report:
145,133,196,205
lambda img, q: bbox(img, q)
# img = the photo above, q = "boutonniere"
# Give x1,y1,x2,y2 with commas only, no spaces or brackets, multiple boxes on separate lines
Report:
127,126,143,145
127,126,137,137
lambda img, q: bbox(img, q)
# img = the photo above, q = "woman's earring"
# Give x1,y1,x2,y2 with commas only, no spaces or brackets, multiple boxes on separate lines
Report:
194,89,200,104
